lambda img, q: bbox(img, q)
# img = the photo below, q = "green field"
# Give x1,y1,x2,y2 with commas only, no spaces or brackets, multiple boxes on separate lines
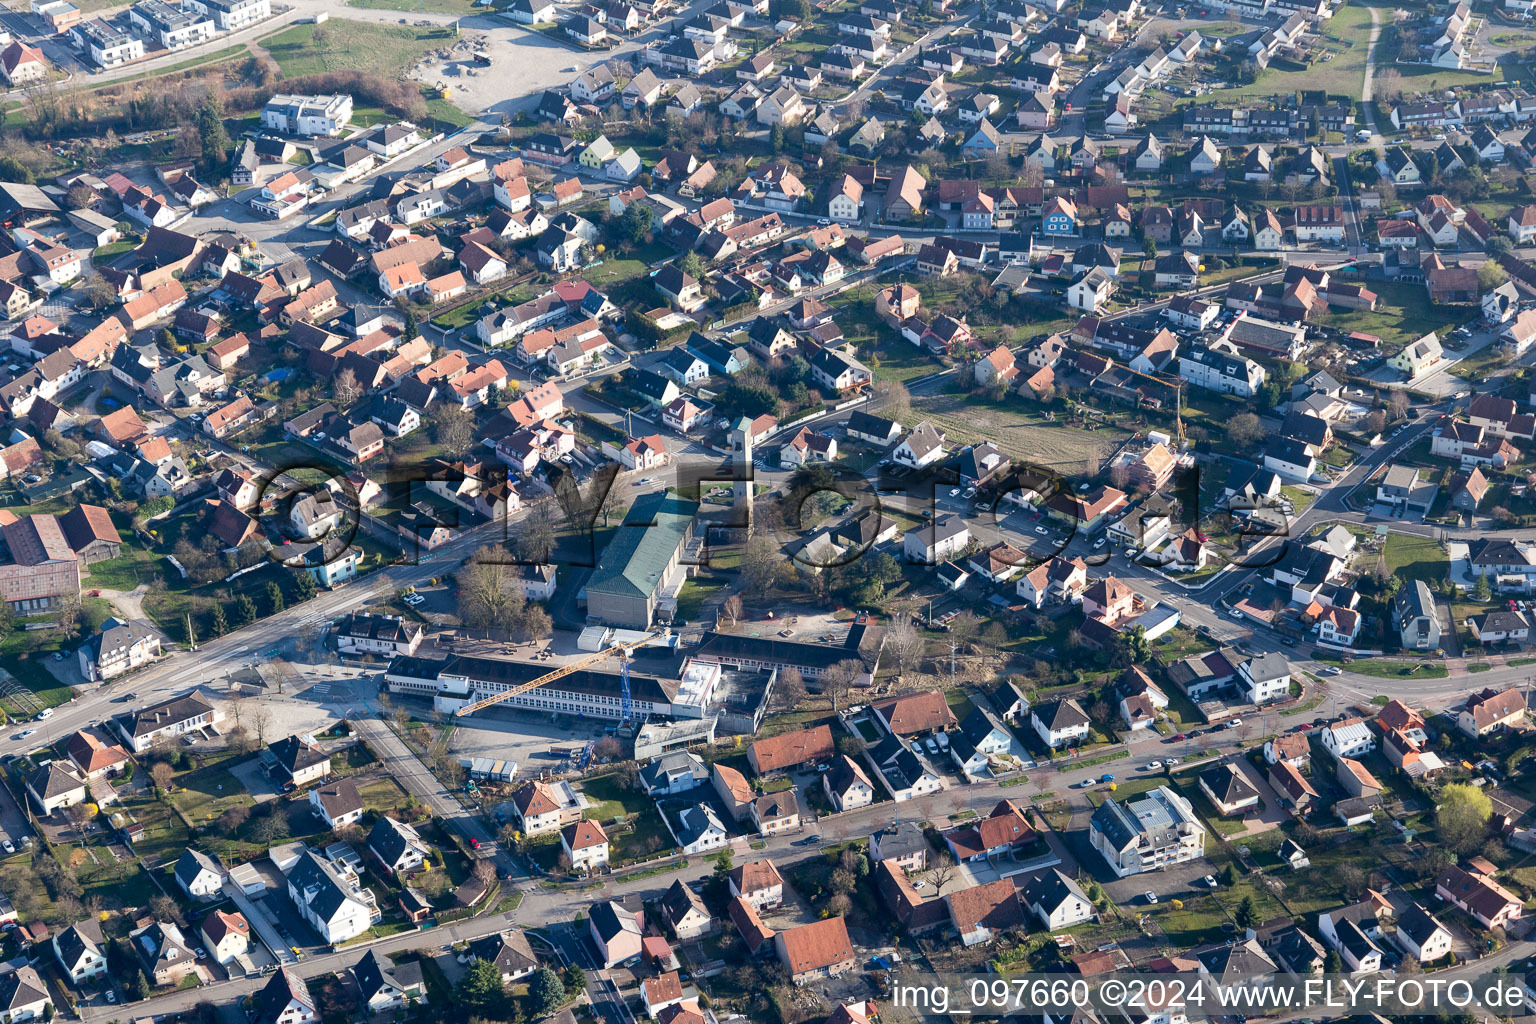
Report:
262,20,456,78
1204,3,1373,102
1315,280,1450,351
1382,532,1448,587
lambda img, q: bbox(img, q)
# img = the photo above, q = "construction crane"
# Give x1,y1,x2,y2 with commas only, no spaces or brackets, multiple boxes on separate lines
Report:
452,633,657,719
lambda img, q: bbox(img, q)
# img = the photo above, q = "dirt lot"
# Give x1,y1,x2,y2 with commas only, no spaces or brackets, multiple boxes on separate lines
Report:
910,393,1130,475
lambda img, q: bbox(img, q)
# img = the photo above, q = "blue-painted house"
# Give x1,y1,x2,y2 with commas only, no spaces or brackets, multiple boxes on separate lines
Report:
962,120,1002,160
1041,195,1078,237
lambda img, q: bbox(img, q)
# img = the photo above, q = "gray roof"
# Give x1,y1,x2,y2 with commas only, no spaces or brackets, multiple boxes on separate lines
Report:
311,778,363,820
352,949,422,1002
466,929,538,977
288,849,366,923
1022,868,1089,916
1199,764,1259,806
675,803,725,846
1243,652,1290,682
269,734,329,777
0,964,46,1013
255,969,314,1024
870,820,929,862
367,816,429,869
639,750,707,790
586,492,699,601
175,847,220,887
116,692,213,740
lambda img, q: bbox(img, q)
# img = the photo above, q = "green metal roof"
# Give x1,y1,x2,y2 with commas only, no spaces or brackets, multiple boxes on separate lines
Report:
586,492,699,600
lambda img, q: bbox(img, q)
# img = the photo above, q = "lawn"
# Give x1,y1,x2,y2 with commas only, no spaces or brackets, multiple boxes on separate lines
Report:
261,20,457,79
169,762,255,829
583,242,674,291
580,772,676,862
911,391,1130,476
869,335,944,384
1203,3,1372,103
674,577,725,623
1315,280,1448,351
580,773,642,823
1382,532,1448,588
356,776,412,815
84,544,173,592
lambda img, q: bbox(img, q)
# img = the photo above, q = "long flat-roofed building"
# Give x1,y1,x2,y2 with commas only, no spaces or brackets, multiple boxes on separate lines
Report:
692,619,885,685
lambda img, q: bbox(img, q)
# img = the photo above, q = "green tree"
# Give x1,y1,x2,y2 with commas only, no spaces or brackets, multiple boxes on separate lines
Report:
562,965,586,999
770,123,785,153
134,971,151,1001
1475,573,1492,602
193,97,232,177
458,958,506,1015
265,580,285,615
1436,782,1493,852
403,307,418,343
677,251,705,279
0,157,33,184
1324,950,1342,974
292,572,317,602
210,603,227,636
620,201,654,243
1221,863,1240,887
526,968,566,1017
1120,626,1149,664
1235,894,1257,929
234,594,257,627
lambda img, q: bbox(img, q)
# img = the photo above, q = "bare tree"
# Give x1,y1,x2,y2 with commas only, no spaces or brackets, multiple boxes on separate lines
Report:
930,853,957,895
150,762,174,793
871,378,911,422
886,612,927,677
332,367,361,407
473,858,496,885
819,659,862,714
1388,390,1409,420
776,667,807,710
64,802,91,838
250,706,272,746
1109,462,1131,492
721,594,744,626
1227,413,1265,446
434,404,475,459
458,548,528,633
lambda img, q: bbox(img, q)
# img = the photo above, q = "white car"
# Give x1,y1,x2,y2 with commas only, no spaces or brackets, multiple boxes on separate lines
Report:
1165,757,1179,766
949,488,960,497
36,709,51,720
1143,761,1162,771
17,730,32,739
1226,719,1243,730
1203,874,1219,889
1320,666,1342,676
1144,891,1159,904
1,840,14,854
1035,526,1049,535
